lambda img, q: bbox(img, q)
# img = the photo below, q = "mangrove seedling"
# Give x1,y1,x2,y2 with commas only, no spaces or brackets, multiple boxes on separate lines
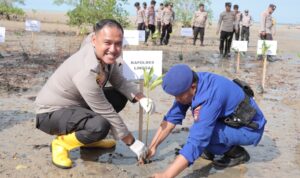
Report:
143,67,164,146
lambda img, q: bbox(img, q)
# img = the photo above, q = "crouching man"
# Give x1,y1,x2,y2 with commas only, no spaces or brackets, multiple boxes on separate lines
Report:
147,64,266,178
35,19,155,169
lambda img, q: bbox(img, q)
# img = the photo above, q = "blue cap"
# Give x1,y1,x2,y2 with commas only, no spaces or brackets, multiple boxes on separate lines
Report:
162,64,193,96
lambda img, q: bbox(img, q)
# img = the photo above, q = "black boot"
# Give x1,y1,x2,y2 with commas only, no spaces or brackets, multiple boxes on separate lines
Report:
201,150,215,161
213,146,250,168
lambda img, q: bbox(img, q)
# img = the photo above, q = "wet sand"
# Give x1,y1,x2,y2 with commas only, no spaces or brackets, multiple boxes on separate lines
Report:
1,14,300,177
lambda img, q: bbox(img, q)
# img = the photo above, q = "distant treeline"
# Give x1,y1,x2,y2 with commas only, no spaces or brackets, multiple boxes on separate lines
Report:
0,3,25,21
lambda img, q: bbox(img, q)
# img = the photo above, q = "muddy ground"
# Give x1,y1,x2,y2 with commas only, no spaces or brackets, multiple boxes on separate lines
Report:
1,18,300,178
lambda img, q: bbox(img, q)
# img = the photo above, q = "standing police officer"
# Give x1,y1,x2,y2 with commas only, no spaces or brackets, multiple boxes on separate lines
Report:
233,4,241,40
217,2,235,58
160,3,174,45
147,64,266,178
240,10,252,43
260,4,276,62
134,2,145,30
192,3,208,46
145,0,156,45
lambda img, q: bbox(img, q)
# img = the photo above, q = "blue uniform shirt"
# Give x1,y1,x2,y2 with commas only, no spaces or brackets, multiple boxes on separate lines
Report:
163,72,266,165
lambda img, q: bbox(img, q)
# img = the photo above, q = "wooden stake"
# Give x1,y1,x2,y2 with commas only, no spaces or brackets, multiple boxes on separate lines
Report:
236,51,240,73
261,56,268,90
138,79,144,141
31,31,34,53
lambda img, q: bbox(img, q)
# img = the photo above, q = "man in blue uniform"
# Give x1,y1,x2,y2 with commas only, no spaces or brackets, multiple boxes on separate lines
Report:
147,64,266,178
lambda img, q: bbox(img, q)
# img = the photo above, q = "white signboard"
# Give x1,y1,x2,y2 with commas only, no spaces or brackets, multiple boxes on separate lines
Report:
123,30,139,46
231,40,248,52
257,40,277,55
180,28,193,37
122,51,163,80
0,27,5,43
25,20,41,32
138,30,145,42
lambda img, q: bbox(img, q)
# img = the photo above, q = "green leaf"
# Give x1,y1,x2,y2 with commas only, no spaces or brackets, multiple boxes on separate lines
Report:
148,67,154,82
149,74,165,91
143,68,150,88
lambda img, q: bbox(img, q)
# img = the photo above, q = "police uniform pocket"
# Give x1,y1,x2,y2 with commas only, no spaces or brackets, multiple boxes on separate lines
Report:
65,108,95,134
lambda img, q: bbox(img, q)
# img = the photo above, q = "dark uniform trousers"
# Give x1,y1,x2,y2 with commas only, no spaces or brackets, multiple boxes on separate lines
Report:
241,26,250,42
157,21,162,34
36,87,128,144
233,26,240,40
193,27,205,45
219,31,233,55
160,24,172,45
145,24,156,43
260,33,273,40
137,23,145,30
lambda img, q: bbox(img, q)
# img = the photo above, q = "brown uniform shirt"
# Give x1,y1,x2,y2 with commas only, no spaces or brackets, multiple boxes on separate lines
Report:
145,7,156,25
260,10,273,34
161,8,174,25
234,11,242,30
192,10,208,28
241,13,252,27
136,8,145,24
156,8,163,22
217,11,235,32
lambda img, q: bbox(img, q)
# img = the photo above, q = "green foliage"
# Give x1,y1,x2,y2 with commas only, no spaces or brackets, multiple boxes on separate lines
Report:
0,0,25,6
0,3,25,17
165,0,212,27
53,0,130,30
297,53,300,59
261,40,271,57
143,67,164,91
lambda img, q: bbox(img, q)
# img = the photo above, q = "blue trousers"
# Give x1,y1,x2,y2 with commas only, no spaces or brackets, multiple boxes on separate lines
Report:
206,122,265,155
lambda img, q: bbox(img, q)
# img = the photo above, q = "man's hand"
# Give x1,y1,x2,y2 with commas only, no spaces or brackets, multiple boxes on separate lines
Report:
139,97,155,115
146,146,157,160
129,139,148,160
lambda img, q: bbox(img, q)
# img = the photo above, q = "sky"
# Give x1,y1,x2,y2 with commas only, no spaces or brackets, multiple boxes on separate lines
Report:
16,0,300,24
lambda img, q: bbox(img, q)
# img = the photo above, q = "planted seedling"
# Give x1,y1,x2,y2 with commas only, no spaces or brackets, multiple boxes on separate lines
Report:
261,40,271,91
143,67,164,146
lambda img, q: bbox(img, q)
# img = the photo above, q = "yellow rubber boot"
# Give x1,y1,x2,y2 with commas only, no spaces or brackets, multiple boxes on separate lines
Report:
82,139,116,149
51,132,84,169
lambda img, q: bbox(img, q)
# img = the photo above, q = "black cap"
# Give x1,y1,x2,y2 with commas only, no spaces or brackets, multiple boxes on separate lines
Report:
225,2,232,7
233,4,239,9
269,4,276,10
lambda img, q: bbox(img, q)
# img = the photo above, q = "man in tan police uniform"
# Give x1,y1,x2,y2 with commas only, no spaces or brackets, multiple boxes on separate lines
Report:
35,19,155,169
217,2,235,58
260,4,276,62
192,3,208,46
